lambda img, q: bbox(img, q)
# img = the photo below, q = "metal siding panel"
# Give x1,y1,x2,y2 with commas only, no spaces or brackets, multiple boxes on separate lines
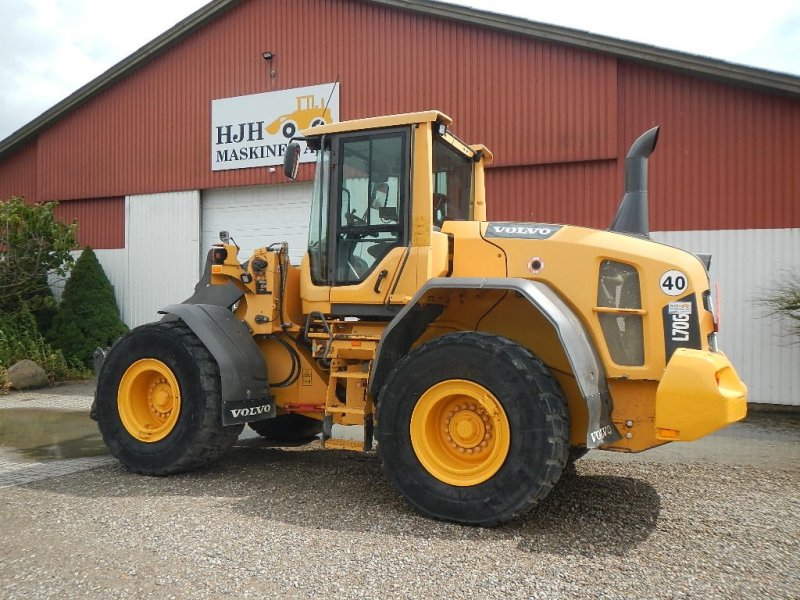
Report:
619,62,800,232
485,160,619,227
53,198,125,249
652,228,800,406
0,141,38,200
201,182,313,265
126,191,200,327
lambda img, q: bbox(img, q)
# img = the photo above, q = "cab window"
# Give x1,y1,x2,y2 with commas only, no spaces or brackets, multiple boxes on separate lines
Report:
432,137,473,227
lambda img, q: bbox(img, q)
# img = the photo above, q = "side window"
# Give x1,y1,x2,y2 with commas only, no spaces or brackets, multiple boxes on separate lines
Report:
432,137,473,227
334,133,406,284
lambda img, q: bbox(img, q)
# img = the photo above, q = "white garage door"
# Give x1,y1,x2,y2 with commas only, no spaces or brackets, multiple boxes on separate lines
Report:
202,182,313,266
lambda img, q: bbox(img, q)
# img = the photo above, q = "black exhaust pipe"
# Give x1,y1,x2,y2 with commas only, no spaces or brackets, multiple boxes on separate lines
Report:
609,126,660,237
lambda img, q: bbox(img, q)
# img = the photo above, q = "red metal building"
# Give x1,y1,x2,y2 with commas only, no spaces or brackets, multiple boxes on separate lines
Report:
0,0,798,403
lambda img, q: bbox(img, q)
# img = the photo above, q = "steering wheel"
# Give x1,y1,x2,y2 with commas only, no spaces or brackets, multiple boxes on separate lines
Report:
345,209,367,227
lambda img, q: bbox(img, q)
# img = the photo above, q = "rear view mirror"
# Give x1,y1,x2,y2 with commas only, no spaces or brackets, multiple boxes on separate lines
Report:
283,142,301,180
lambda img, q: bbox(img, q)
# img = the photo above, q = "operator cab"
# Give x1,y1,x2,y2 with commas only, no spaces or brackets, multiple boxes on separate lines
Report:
283,111,492,316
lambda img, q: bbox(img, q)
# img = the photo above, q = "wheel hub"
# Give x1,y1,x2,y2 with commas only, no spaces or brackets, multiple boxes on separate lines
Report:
148,379,175,417
446,404,491,452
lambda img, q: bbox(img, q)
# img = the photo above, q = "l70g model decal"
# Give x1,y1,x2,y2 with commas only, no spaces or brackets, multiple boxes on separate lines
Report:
663,295,701,360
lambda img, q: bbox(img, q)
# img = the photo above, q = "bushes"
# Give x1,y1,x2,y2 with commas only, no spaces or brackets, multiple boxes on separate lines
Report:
0,197,76,316
0,197,85,383
48,247,128,368
0,304,87,382
0,197,127,381
762,270,800,342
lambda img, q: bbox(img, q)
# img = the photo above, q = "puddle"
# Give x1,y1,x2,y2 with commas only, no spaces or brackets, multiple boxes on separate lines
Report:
0,408,108,462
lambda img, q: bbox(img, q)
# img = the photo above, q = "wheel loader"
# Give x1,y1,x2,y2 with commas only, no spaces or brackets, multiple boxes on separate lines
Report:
93,110,747,526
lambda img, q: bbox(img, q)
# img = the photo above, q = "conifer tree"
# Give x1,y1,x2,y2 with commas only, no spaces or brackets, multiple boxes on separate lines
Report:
48,247,128,367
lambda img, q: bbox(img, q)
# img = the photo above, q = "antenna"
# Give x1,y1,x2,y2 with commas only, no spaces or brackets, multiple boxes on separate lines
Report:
320,76,339,119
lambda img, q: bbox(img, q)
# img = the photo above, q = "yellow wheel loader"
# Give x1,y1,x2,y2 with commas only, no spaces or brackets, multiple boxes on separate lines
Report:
93,111,747,526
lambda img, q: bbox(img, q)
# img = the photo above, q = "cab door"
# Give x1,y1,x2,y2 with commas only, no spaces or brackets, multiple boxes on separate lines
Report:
325,128,410,316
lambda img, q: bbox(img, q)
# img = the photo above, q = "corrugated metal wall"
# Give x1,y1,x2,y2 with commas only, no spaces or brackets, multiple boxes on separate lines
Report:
53,197,125,249
125,191,201,327
486,160,619,225
0,141,37,200
652,228,800,406
618,62,800,232
8,0,616,203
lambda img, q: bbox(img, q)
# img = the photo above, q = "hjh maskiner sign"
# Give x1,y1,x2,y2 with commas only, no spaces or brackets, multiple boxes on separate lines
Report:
211,83,339,172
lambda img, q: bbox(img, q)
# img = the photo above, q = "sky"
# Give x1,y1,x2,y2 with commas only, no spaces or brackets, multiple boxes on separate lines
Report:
1,0,798,141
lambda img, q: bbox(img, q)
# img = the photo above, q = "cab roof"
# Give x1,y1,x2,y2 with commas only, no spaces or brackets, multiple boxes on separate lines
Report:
302,110,452,136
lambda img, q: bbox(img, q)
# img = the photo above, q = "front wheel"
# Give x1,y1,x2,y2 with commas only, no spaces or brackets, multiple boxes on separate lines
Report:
376,332,569,526
95,321,243,474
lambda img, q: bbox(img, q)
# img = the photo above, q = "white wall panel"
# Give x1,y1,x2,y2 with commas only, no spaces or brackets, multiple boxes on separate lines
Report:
126,191,201,328
652,228,800,406
202,182,313,266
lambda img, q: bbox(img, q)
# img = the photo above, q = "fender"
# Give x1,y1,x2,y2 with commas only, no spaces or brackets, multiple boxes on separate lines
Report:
160,303,274,426
180,250,245,308
369,277,622,448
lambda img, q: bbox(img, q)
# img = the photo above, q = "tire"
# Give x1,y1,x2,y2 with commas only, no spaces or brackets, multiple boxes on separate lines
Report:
281,121,297,138
95,321,243,475
248,413,322,442
565,447,589,474
310,118,326,128
376,331,569,526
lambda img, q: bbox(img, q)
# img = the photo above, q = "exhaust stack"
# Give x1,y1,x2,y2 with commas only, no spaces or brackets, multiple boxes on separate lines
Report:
609,126,660,237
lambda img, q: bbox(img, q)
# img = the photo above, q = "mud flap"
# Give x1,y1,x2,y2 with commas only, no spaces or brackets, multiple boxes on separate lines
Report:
160,303,273,426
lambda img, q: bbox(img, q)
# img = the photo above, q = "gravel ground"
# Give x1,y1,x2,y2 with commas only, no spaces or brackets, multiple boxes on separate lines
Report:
1,433,798,599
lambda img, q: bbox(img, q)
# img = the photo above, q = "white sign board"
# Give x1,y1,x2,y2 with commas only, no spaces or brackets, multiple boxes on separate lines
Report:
211,83,339,171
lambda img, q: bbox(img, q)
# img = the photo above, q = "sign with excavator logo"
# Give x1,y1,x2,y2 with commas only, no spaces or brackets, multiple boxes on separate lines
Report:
211,83,339,171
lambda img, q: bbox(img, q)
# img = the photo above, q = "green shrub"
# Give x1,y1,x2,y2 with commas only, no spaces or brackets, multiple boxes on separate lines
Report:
762,269,800,342
48,247,128,368
0,303,88,381
0,196,76,315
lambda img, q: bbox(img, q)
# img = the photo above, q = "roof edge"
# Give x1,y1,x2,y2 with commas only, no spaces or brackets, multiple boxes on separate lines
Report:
368,0,800,96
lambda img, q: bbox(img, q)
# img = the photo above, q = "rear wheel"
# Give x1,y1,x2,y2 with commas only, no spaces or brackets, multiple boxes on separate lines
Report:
95,321,243,474
376,331,569,526
248,413,322,442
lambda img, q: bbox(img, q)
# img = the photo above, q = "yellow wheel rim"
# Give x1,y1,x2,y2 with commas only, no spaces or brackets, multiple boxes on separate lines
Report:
117,359,181,443
410,379,510,487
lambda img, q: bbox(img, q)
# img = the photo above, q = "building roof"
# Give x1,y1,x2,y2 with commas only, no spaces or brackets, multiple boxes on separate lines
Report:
1,0,798,160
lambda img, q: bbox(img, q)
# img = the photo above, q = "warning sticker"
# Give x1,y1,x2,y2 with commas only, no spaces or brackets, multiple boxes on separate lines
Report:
668,302,693,316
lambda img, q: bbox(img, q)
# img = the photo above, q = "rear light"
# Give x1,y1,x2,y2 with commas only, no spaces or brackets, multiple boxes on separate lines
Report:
702,285,720,333
212,247,228,264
